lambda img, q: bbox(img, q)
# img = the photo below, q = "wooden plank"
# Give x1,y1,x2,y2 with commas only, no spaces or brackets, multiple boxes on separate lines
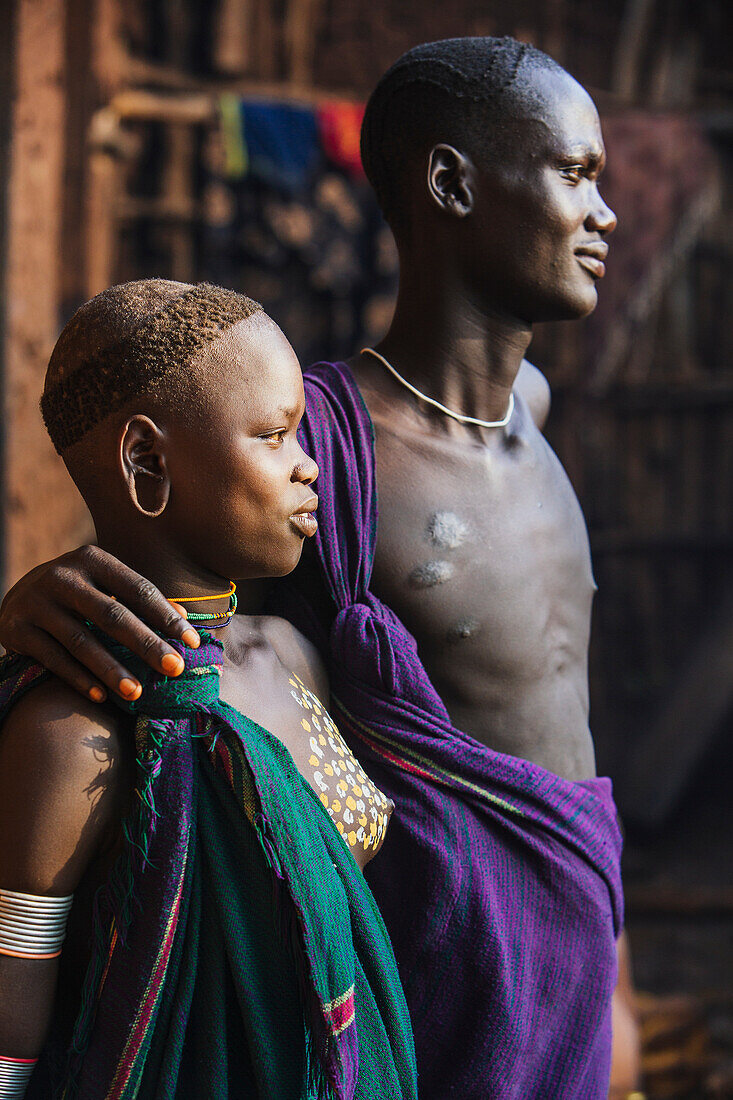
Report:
620,584,733,829
3,0,93,589
213,0,252,75
612,0,656,100
627,885,733,917
286,0,324,87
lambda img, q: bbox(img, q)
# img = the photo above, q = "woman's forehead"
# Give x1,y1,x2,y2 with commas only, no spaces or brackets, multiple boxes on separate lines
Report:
197,313,304,409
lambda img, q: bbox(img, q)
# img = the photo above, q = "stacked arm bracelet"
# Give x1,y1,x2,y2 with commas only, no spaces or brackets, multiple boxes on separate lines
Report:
0,1057,37,1098
0,889,73,959
0,890,73,1097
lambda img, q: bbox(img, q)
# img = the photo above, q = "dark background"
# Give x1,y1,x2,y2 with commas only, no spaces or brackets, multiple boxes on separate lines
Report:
1,1,732,1093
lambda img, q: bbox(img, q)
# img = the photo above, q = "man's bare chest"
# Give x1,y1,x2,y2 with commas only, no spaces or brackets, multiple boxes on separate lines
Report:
370,414,595,672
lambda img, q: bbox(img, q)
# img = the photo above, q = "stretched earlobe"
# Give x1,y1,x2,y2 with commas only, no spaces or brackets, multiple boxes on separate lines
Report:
427,144,474,218
119,415,171,518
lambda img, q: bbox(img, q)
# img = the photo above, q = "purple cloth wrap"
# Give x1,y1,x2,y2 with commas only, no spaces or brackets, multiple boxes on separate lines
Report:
271,359,624,1099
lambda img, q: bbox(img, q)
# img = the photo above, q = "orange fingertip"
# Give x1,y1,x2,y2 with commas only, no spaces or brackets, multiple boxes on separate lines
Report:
169,601,188,619
119,677,142,700
161,653,184,676
88,686,106,703
182,628,200,648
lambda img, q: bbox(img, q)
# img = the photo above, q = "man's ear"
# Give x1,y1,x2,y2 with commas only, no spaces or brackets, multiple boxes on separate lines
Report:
427,144,474,217
119,415,170,518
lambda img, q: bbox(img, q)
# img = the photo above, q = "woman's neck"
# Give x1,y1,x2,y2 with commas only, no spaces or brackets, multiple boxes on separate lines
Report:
94,535,270,620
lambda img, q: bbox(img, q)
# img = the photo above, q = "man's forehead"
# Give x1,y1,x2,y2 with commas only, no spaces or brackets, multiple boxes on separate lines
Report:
511,68,604,157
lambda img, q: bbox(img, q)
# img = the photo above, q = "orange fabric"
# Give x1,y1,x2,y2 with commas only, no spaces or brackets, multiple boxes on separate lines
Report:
317,102,366,178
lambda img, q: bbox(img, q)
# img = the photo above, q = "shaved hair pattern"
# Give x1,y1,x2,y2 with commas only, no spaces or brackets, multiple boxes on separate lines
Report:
360,36,564,223
41,280,262,454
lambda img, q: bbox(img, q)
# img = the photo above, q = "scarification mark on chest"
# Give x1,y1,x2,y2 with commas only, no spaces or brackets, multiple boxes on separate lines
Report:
426,511,469,549
447,617,481,642
408,560,454,588
287,673,392,854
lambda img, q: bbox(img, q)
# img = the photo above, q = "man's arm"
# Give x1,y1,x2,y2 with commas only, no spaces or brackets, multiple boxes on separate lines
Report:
0,682,127,1067
0,546,199,702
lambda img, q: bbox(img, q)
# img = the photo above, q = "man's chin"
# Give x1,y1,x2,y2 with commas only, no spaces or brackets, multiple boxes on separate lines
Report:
541,287,599,323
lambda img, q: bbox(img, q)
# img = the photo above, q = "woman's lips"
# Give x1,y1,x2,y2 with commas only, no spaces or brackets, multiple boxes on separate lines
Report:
289,511,318,538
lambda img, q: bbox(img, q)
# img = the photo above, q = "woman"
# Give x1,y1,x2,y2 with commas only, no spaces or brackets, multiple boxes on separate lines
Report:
0,279,416,1099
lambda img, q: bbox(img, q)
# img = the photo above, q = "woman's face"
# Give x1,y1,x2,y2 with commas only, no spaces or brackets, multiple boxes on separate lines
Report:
163,314,319,581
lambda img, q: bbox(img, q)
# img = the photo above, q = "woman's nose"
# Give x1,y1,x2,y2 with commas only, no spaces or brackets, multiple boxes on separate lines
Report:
292,452,319,485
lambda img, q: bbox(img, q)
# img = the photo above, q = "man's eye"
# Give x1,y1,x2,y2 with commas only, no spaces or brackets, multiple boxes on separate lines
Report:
263,430,286,447
560,165,584,183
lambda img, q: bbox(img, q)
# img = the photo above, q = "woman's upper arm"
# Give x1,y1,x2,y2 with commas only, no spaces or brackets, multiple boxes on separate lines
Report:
0,682,127,896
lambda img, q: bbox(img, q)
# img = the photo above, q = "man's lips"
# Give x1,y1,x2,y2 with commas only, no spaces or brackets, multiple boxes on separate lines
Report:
575,243,608,280
290,495,318,538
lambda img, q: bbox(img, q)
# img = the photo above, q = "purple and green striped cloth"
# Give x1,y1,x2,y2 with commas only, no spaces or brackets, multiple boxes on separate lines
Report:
272,359,625,1098
0,638,417,1099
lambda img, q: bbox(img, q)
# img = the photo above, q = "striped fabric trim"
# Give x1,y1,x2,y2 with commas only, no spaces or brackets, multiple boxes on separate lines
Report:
333,698,526,820
323,985,355,1037
105,851,188,1099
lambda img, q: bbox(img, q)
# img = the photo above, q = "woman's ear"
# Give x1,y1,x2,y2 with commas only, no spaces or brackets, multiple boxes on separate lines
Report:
119,415,170,518
427,144,475,217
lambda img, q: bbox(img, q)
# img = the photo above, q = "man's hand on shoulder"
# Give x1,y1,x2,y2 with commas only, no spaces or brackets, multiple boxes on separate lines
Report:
516,360,551,431
0,545,199,704
0,680,130,896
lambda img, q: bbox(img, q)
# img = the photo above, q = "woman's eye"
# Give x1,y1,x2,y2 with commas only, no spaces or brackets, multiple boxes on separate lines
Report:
262,430,286,447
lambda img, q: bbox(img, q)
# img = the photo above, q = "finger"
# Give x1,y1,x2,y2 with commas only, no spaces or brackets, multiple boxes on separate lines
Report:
10,625,115,704
45,593,196,682
76,550,199,647
27,611,148,700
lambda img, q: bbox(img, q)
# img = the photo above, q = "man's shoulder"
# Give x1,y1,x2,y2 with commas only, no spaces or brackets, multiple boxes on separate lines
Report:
516,359,551,431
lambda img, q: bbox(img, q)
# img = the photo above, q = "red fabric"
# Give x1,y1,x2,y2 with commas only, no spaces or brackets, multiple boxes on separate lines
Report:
317,101,366,178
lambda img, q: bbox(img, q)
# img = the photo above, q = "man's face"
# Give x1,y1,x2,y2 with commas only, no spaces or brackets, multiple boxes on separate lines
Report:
164,315,319,581
466,67,617,324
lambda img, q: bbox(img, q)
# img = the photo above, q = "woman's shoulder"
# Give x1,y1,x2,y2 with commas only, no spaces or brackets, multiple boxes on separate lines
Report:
1,676,125,762
256,616,329,702
0,678,131,894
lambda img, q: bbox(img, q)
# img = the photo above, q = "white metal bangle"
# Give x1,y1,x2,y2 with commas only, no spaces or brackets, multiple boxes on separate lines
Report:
0,1055,37,1098
0,888,73,959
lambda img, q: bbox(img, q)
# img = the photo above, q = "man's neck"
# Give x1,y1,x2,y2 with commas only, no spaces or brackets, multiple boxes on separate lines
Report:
373,268,533,425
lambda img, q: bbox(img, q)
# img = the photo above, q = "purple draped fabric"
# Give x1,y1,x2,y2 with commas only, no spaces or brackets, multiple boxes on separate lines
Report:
273,359,624,1099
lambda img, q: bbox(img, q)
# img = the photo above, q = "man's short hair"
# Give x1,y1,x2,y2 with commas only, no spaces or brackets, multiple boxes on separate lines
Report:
360,36,565,227
41,279,262,454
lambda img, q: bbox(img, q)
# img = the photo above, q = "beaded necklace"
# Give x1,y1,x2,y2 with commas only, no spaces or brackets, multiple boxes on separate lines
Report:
168,581,237,629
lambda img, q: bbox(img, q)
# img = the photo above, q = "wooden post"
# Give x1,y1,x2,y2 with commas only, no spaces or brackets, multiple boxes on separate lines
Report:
286,0,324,87
612,0,655,101
84,0,128,298
3,0,93,591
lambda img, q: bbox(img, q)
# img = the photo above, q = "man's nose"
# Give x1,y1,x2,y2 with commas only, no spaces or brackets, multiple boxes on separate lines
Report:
588,190,617,236
292,451,319,485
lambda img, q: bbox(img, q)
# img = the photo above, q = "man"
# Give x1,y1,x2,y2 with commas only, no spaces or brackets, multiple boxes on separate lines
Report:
0,39,628,1097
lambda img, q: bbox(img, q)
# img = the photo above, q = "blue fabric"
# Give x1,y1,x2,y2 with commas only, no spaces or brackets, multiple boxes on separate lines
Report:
240,101,320,193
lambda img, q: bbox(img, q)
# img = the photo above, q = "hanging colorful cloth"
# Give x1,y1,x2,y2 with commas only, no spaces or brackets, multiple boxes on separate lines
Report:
221,98,321,193
316,102,366,179
0,636,416,1100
